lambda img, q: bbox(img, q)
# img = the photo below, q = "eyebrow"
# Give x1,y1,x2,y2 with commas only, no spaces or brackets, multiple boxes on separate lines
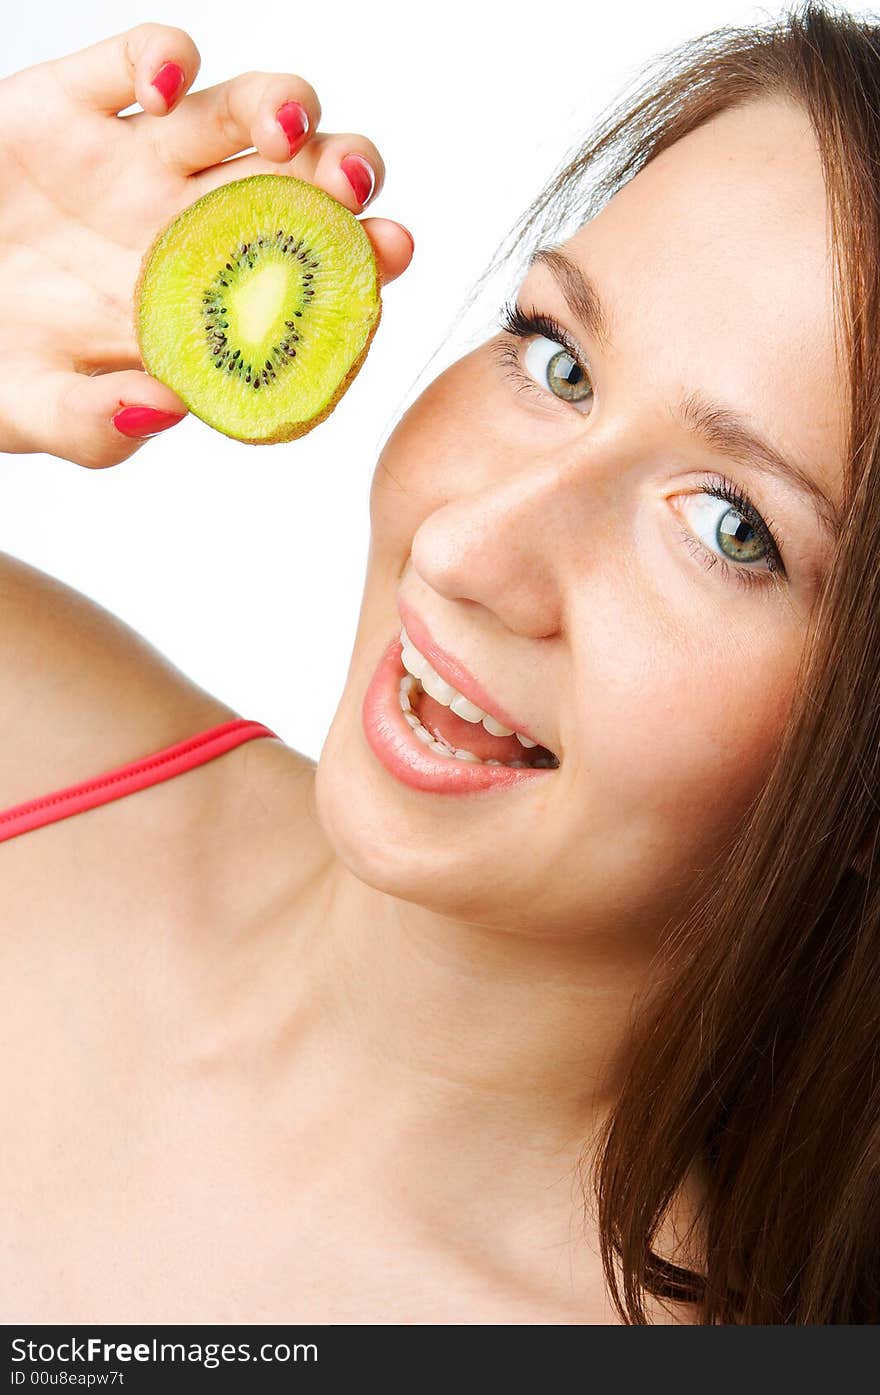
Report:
528,246,842,539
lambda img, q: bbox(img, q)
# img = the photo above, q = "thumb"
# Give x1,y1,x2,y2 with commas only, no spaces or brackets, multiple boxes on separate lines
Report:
36,369,188,469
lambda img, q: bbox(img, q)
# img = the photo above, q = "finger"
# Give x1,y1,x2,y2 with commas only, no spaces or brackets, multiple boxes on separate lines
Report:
358,218,415,287
13,368,189,470
193,131,384,211
147,70,322,173
186,140,412,286
51,22,200,116
289,132,384,213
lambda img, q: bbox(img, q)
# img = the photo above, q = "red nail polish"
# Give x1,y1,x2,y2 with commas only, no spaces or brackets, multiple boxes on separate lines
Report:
340,155,375,207
151,61,185,109
113,406,185,439
276,101,309,158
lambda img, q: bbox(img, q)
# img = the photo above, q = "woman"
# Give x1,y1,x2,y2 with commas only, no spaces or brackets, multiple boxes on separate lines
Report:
1,0,877,1324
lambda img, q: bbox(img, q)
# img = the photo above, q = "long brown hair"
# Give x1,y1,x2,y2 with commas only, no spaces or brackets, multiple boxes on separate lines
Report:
472,0,880,1322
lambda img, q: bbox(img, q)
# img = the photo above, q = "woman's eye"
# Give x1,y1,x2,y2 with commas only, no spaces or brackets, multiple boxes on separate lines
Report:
678,491,775,573
523,336,594,408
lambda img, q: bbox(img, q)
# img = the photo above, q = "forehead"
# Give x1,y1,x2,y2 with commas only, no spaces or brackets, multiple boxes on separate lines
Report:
553,95,847,507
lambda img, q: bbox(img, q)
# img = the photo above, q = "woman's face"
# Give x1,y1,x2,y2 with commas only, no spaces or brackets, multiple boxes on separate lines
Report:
315,94,847,940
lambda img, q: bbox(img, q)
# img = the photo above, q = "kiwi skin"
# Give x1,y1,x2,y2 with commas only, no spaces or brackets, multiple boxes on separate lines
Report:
132,177,383,445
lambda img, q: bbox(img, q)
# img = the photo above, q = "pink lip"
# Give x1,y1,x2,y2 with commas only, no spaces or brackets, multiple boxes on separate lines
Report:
361,637,554,795
396,597,535,742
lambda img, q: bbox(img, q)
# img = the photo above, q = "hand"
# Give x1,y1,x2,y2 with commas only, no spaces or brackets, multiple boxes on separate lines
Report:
0,23,413,468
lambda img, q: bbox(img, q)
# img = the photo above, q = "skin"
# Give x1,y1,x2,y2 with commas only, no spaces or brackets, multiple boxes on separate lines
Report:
0,26,849,1323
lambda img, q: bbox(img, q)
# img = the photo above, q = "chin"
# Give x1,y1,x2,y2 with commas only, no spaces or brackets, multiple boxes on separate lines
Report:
312,576,568,932
313,663,580,936
314,690,487,920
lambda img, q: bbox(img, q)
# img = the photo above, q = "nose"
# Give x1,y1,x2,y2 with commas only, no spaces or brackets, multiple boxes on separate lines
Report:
409,455,592,639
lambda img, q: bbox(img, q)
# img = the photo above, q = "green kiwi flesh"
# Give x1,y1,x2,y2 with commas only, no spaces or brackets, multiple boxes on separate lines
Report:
136,174,382,444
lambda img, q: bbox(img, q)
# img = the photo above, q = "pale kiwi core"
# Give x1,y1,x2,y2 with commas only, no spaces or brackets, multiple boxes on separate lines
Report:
136,175,382,444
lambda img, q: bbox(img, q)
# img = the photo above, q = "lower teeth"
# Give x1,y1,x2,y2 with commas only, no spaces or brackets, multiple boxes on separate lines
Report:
397,675,557,769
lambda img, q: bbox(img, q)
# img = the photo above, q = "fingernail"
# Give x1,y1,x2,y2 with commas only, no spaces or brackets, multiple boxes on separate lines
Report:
151,61,185,110
340,154,376,207
276,101,309,158
113,406,185,438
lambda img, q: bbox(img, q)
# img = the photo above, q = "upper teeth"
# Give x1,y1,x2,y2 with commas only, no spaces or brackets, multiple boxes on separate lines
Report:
399,627,537,748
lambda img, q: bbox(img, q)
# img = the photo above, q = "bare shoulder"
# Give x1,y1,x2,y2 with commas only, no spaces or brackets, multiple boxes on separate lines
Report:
0,548,329,941
0,548,246,810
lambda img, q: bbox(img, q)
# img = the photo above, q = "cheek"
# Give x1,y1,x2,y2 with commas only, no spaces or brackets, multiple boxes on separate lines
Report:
368,351,501,556
568,580,801,866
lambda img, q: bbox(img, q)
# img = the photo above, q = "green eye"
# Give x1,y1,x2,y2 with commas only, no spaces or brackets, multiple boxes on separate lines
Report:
524,336,593,405
681,491,771,570
714,507,765,564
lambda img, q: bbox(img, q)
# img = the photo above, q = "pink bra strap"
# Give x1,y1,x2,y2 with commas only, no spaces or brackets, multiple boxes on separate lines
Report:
0,718,279,844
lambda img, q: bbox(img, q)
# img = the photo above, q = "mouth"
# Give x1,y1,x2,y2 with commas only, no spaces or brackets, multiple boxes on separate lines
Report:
360,607,561,796
397,626,560,770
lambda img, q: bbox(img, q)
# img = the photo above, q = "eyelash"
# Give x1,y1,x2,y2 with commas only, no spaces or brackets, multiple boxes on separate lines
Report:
493,300,787,591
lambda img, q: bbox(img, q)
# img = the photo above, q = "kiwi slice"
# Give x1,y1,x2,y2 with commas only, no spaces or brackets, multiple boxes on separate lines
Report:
135,174,382,444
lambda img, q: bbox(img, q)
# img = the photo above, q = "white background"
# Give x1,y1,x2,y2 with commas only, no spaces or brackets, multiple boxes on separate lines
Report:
2,1,865,758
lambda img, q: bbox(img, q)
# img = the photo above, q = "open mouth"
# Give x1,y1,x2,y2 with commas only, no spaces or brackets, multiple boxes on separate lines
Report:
398,626,560,770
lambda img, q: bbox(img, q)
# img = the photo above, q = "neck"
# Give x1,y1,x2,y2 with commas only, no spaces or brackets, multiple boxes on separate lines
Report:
175,755,695,1293
289,856,656,1150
